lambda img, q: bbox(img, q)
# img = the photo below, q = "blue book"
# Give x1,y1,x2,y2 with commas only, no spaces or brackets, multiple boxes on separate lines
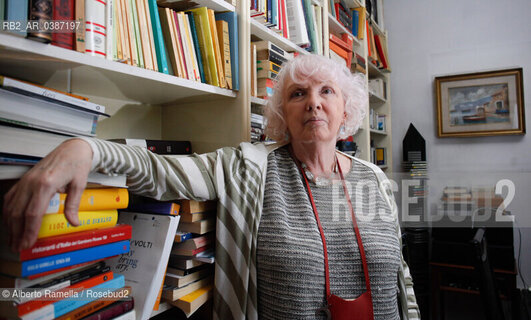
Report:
126,201,180,215
215,12,239,90
351,9,359,38
21,240,130,277
4,0,28,37
54,275,125,318
267,0,272,24
146,0,169,74
271,0,278,27
186,12,206,84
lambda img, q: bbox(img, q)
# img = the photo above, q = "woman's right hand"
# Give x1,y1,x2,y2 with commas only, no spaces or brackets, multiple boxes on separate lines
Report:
2,139,94,252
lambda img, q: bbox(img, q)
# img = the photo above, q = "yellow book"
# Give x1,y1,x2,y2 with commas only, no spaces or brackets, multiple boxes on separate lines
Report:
38,210,118,238
46,188,129,214
75,0,85,53
174,285,213,316
352,7,366,40
216,20,232,89
114,0,123,61
188,7,219,87
207,9,225,88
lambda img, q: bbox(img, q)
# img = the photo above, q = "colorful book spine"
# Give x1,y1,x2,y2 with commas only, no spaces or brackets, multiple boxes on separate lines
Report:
126,202,180,215
20,241,129,277
38,210,118,238
130,0,144,68
54,287,131,320
27,0,52,42
4,0,29,37
189,7,218,86
215,12,239,90
207,9,225,88
146,0,169,74
75,0,86,52
85,0,107,57
174,231,193,243
17,271,114,316
83,297,134,320
46,188,129,214
52,0,75,49
21,275,126,320
187,12,205,84
17,224,132,261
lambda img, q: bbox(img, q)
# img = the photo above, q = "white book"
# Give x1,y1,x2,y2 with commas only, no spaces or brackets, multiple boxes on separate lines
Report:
0,76,107,114
285,0,309,46
313,5,322,55
182,13,201,82
0,88,99,137
176,12,194,82
106,0,114,60
107,213,180,320
85,0,107,58
0,124,71,158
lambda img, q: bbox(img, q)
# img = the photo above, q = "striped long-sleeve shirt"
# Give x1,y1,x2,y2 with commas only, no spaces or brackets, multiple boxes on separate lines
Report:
81,138,420,320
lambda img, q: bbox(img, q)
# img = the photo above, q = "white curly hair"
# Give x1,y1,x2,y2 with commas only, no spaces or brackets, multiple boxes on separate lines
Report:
264,54,368,142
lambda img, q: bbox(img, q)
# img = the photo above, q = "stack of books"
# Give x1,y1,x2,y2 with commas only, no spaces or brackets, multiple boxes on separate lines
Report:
333,0,353,30
0,75,127,186
252,41,293,100
328,33,354,68
0,187,133,320
251,113,265,143
402,161,428,221
162,200,216,317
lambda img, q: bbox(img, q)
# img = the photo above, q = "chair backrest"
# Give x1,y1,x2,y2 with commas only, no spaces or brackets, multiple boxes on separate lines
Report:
470,228,505,320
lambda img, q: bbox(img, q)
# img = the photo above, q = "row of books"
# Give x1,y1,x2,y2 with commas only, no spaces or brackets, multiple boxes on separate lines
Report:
369,142,386,166
328,32,354,68
369,109,386,132
0,186,135,320
251,0,323,54
439,186,506,214
1,0,240,90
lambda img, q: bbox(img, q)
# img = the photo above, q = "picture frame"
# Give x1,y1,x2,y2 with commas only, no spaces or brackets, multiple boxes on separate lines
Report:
435,68,525,137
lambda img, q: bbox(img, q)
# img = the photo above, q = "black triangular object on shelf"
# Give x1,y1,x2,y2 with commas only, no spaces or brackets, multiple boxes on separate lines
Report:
403,123,426,162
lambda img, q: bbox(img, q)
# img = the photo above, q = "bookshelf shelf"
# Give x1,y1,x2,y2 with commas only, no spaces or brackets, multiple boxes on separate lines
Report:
370,128,387,135
370,19,385,36
181,0,236,12
368,61,386,78
251,96,268,106
250,19,308,55
0,33,236,105
327,14,362,47
369,92,386,104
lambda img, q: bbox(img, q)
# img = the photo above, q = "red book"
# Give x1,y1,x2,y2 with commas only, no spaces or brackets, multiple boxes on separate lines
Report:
52,0,75,49
329,34,352,53
83,297,134,320
280,0,288,39
2,224,132,262
373,34,389,69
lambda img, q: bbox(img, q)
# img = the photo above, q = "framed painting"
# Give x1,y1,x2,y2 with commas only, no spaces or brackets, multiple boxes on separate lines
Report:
435,68,525,137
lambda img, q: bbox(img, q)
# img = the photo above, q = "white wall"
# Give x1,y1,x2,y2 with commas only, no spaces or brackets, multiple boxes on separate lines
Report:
385,0,531,288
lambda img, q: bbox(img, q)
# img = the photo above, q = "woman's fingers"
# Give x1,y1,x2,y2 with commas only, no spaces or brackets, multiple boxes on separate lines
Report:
63,179,88,228
2,139,94,252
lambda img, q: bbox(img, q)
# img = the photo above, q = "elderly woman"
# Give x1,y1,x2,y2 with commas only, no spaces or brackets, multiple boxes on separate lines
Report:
3,55,419,319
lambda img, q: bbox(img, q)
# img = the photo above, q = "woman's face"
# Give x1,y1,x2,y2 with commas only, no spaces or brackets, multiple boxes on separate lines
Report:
282,76,345,145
